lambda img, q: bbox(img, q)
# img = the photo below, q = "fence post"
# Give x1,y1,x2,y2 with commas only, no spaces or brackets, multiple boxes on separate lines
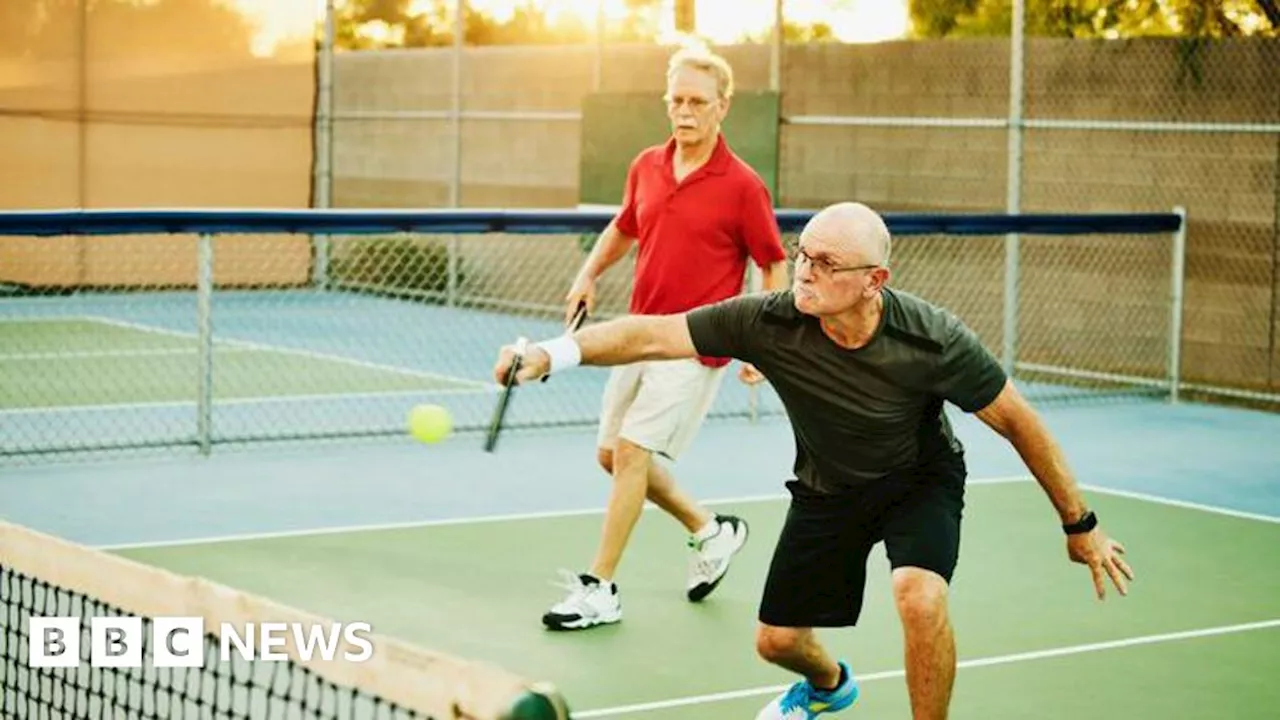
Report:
1169,206,1187,403
448,234,460,307
1002,0,1026,377
312,0,335,288
450,0,464,207
196,233,214,455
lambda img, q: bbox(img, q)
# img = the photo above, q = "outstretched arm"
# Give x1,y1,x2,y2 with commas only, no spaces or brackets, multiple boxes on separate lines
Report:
975,380,1087,523
493,314,696,386
975,380,1135,599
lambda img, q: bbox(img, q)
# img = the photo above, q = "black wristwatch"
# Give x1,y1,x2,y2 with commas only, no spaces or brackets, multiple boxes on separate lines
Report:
1063,510,1097,535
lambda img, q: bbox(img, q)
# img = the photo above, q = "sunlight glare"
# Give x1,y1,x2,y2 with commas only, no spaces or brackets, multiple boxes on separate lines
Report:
228,0,912,56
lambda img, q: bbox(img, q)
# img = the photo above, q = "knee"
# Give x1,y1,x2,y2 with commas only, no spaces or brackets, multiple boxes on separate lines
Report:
892,568,949,630
612,438,650,472
596,448,614,474
755,625,804,665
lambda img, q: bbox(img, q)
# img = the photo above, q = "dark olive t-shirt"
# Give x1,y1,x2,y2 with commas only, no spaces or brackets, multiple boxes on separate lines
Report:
686,288,1007,494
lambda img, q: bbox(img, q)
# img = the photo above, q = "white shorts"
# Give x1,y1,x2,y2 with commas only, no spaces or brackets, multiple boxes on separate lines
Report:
596,359,727,460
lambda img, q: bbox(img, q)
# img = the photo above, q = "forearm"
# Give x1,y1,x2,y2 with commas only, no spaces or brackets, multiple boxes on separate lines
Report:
576,222,633,282
572,315,696,366
978,383,1089,525
759,260,789,291
1006,417,1089,524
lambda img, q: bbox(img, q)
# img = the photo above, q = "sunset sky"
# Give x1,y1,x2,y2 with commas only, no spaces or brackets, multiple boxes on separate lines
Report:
227,0,911,55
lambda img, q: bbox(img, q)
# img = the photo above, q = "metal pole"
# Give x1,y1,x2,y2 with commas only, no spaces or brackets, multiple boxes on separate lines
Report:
593,0,604,91
450,0,464,207
76,0,88,207
769,0,782,92
316,0,334,209
196,234,215,456
1001,0,1025,377
313,0,335,288
1169,206,1187,403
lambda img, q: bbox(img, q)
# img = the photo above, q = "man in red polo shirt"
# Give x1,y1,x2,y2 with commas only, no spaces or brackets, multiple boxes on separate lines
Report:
542,44,790,631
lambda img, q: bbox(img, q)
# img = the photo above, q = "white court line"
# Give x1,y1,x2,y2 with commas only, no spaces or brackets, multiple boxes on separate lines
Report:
0,315,100,324
0,347,256,361
0,386,493,417
1081,483,1280,524
93,473,1280,550
573,618,1280,718
84,315,490,389
97,477,1036,551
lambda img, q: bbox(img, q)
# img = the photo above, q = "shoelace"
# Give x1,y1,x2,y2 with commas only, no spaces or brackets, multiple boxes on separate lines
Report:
549,569,591,599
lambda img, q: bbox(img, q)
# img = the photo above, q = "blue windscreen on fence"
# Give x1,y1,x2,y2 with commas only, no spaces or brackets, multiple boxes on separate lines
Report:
0,208,1183,237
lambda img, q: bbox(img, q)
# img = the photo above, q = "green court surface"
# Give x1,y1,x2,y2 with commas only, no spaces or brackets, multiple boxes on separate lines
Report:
111,480,1280,719
0,318,480,408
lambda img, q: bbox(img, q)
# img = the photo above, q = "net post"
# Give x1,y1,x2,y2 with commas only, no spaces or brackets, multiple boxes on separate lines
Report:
1169,206,1187,404
196,233,214,455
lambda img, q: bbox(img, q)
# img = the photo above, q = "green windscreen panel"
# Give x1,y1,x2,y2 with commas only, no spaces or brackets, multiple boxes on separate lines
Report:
578,91,780,207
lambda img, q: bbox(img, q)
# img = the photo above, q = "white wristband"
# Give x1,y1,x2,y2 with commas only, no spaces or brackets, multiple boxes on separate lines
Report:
538,334,582,375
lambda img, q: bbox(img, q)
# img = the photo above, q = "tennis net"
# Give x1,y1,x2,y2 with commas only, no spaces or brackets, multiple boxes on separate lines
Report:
0,520,570,719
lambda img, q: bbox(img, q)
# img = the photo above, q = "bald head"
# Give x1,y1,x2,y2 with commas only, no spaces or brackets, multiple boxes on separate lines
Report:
802,202,892,267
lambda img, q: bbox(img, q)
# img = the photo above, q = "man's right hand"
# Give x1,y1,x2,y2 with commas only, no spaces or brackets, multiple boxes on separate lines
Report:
493,341,550,386
565,277,596,326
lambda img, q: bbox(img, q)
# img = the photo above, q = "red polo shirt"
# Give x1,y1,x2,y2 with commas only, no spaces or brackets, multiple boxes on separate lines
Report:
614,134,786,368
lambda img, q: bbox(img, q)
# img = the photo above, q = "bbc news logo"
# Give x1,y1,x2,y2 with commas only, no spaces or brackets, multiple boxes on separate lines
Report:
29,617,374,668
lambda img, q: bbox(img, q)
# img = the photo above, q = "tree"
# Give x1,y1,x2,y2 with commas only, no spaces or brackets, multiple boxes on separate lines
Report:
332,0,675,49
908,0,1278,38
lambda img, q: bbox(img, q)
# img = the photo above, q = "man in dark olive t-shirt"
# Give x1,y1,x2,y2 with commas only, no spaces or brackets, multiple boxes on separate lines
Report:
492,202,1135,720
687,284,1007,495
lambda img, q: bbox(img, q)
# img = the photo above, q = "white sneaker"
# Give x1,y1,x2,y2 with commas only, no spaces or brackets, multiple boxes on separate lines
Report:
541,570,622,631
687,514,749,602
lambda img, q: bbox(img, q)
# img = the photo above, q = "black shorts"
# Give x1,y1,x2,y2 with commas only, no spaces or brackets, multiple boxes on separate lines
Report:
758,453,967,628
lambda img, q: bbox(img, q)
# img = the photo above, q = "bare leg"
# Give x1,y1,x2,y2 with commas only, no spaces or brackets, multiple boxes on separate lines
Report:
755,625,843,690
892,567,956,720
589,439,655,580
597,447,712,535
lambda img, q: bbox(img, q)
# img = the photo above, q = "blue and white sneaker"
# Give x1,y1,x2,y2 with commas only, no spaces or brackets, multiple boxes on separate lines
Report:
755,661,859,719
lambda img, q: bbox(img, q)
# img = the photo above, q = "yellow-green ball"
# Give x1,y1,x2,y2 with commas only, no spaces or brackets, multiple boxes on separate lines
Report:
408,404,452,444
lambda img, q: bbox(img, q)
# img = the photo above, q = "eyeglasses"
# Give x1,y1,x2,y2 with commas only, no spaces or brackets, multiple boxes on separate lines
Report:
794,247,880,277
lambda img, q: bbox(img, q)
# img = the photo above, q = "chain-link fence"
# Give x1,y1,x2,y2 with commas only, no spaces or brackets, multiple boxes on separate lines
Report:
0,210,1186,460
313,1,1278,412
2,1,1276,463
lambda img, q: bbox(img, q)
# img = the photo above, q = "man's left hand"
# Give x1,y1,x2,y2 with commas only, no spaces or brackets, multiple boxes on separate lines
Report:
1067,528,1134,600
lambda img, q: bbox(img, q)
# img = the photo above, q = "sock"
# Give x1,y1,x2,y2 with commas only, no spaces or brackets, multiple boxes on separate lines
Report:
814,663,847,693
693,517,721,542
582,572,613,588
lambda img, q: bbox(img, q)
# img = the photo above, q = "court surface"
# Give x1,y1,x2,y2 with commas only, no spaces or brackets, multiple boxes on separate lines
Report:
3,394,1279,719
